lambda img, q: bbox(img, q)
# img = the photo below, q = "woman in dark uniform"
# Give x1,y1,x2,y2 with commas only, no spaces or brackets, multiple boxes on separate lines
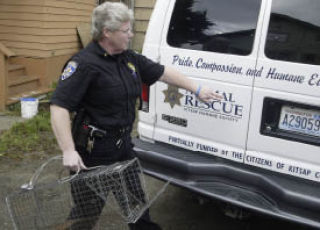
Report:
50,2,221,229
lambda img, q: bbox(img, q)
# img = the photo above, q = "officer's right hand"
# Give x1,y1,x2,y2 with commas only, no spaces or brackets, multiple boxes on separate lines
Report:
62,150,87,172
198,85,223,103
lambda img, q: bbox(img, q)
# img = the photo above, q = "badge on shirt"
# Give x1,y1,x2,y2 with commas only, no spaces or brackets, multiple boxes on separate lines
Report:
61,61,78,81
127,62,137,78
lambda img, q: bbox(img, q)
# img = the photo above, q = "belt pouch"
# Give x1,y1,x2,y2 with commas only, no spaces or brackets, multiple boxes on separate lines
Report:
72,109,90,153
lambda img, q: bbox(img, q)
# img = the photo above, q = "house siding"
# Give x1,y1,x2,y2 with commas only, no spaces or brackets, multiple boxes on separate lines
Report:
133,0,156,51
0,0,96,58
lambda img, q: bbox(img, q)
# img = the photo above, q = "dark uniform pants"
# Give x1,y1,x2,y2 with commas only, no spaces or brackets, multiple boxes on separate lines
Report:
68,131,161,230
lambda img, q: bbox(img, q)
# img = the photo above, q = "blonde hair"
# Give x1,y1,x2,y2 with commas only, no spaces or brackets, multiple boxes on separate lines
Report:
91,2,134,41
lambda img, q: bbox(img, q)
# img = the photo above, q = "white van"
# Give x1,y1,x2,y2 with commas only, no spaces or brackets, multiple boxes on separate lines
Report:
133,0,320,228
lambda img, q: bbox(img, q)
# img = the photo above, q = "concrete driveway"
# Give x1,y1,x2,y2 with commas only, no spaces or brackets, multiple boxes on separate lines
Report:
0,113,315,230
0,113,25,133
0,155,316,230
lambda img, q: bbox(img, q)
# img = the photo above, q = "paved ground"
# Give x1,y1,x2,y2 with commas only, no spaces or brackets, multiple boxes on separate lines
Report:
0,113,25,133
1,157,315,230
0,113,317,230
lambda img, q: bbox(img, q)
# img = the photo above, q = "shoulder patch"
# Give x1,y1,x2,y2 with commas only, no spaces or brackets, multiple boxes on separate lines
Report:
61,61,78,80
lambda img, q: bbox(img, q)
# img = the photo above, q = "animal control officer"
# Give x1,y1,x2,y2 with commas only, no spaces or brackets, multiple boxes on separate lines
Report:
50,2,222,230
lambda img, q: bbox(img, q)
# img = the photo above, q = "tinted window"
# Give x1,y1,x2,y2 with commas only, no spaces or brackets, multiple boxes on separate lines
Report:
265,0,320,65
167,0,262,55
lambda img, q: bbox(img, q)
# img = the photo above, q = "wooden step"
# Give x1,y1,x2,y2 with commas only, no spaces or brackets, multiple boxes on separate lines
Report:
8,64,24,71
8,76,40,97
8,64,26,80
6,87,53,105
8,75,39,87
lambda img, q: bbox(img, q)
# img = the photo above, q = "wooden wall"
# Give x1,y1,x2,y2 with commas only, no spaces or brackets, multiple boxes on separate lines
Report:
0,0,96,58
133,0,156,51
0,0,155,92
0,0,157,57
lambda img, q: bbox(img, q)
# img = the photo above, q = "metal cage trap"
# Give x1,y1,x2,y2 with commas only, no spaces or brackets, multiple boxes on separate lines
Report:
6,156,169,230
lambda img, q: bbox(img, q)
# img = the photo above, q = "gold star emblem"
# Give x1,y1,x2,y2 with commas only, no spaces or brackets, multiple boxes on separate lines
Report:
163,85,183,108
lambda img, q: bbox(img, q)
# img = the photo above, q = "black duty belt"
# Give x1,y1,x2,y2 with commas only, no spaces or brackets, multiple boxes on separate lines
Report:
87,124,131,138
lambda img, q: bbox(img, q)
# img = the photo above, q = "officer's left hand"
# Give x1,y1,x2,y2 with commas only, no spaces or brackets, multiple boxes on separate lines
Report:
198,85,223,103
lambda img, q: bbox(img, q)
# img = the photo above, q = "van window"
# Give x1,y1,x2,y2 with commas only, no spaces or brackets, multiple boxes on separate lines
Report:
167,0,262,55
265,0,320,65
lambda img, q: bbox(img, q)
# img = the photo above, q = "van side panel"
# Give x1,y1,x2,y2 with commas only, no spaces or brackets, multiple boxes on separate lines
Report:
147,0,264,163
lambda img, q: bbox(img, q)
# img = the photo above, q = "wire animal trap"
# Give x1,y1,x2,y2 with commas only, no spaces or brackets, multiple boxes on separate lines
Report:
6,156,169,230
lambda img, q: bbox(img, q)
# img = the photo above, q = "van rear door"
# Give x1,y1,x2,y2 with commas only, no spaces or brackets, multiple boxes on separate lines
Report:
152,0,265,163
247,0,320,182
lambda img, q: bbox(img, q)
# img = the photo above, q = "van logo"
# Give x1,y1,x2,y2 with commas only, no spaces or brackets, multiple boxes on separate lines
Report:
163,85,183,108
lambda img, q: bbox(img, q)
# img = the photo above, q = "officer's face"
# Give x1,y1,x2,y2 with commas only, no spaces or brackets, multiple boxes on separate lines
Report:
108,21,134,53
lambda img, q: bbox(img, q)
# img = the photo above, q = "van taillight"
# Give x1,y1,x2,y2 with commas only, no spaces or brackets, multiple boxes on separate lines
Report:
141,83,149,112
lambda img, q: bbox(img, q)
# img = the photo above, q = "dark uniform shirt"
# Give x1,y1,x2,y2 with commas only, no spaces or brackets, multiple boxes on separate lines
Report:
51,41,164,129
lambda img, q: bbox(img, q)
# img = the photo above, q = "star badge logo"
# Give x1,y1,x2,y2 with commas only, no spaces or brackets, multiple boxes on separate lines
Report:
163,85,183,108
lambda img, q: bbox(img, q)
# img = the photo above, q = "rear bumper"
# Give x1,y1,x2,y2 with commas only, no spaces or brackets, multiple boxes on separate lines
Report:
133,138,320,229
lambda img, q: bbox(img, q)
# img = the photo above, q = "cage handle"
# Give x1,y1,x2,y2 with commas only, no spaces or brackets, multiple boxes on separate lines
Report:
57,165,103,184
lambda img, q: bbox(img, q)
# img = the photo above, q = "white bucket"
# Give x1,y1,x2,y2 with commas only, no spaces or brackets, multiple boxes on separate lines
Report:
21,97,39,119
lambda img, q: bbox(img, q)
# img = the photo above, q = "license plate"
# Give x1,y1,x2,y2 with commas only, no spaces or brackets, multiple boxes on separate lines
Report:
278,106,320,137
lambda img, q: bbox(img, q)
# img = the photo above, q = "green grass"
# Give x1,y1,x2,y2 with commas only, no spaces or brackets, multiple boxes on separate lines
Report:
0,86,140,160
0,104,58,159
